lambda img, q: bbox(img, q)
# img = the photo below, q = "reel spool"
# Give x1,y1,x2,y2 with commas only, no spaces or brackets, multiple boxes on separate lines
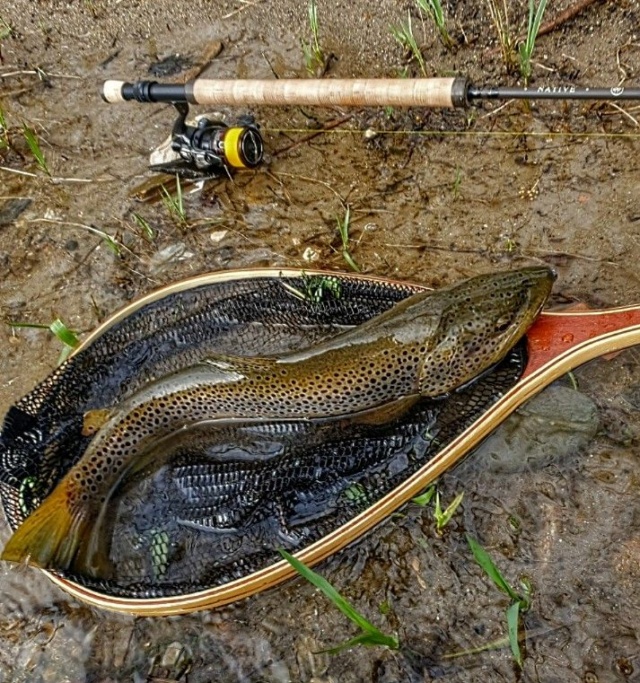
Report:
150,102,264,179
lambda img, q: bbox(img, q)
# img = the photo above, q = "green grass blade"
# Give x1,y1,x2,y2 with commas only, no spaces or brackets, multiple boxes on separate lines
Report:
49,318,80,348
279,549,398,650
341,248,361,273
175,173,183,218
337,205,350,249
131,212,155,240
22,124,50,175
336,206,361,272
320,630,399,655
412,485,436,506
444,624,558,661
526,0,547,52
436,491,464,532
0,106,8,149
302,0,324,74
506,601,523,667
466,534,521,602
280,550,376,633
6,322,50,330
518,0,547,81
8,318,79,365
390,13,427,75
160,182,186,225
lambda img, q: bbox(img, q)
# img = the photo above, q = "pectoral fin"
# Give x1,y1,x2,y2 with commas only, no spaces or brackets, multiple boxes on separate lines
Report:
82,408,114,436
345,395,420,426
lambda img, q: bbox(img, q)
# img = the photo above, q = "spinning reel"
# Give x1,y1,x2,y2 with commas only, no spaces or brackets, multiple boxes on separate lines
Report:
150,101,264,179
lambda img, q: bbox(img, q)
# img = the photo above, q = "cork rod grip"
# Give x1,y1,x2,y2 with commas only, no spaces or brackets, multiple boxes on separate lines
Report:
102,77,470,108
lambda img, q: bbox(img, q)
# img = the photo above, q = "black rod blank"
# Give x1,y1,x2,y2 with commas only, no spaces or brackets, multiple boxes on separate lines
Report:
467,84,640,102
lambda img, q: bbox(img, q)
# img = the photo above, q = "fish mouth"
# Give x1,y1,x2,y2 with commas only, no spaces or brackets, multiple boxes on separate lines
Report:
495,266,556,355
522,266,556,318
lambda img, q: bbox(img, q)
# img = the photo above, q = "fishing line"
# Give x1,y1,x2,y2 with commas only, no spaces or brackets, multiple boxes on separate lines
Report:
262,128,640,139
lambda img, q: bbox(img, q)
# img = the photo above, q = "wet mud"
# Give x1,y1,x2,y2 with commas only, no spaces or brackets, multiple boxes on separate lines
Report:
0,0,639,681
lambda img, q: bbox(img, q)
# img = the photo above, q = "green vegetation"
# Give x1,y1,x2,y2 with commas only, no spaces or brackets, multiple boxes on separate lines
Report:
452,167,462,199
18,476,41,517
131,212,155,241
281,273,343,304
413,485,464,534
160,175,187,225
343,482,368,505
434,490,464,534
485,0,517,73
336,205,360,272
518,0,548,83
301,0,325,76
466,534,532,667
7,318,80,365
412,485,436,507
22,124,50,176
390,12,426,76
279,549,399,653
0,106,8,150
416,0,454,50
566,371,579,390
0,15,12,41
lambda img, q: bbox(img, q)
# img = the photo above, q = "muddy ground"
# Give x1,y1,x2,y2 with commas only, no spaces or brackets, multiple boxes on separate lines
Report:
0,0,639,681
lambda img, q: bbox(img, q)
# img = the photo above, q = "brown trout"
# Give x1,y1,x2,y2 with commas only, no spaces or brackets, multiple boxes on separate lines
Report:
1,267,554,574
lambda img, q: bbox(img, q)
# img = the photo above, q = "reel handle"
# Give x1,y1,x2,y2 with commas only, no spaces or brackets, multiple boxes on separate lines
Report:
102,77,470,109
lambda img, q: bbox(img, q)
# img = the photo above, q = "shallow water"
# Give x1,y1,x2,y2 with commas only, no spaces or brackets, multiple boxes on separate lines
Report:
1,0,639,680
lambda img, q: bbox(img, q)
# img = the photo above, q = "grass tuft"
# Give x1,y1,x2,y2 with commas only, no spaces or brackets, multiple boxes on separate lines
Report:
485,0,517,73
390,12,426,76
301,0,325,76
280,273,342,304
131,212,155,241
160,175,187,225
279,549,399,654
416,0,454,50
22,124,50,176
518,0,548,83
413,486,464,534
466,534,532,667
336,205,360,272
434,490,464,534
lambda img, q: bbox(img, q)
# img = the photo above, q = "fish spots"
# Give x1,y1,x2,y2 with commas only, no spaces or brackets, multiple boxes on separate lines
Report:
56,266,553,531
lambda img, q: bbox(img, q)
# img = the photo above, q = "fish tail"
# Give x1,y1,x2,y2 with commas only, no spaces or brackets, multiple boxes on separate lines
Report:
1,481,90,571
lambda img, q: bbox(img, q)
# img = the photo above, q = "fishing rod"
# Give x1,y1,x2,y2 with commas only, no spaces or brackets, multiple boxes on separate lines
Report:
102,76,640,109
103,77,639,179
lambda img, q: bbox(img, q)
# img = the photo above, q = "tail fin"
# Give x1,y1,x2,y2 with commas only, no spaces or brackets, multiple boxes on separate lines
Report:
1,482,90,572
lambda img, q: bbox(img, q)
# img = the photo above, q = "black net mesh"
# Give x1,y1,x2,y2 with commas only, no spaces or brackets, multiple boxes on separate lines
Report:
0,273,526,599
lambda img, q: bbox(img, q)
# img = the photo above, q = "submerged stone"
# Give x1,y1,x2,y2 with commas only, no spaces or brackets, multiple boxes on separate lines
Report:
475,384,600,473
